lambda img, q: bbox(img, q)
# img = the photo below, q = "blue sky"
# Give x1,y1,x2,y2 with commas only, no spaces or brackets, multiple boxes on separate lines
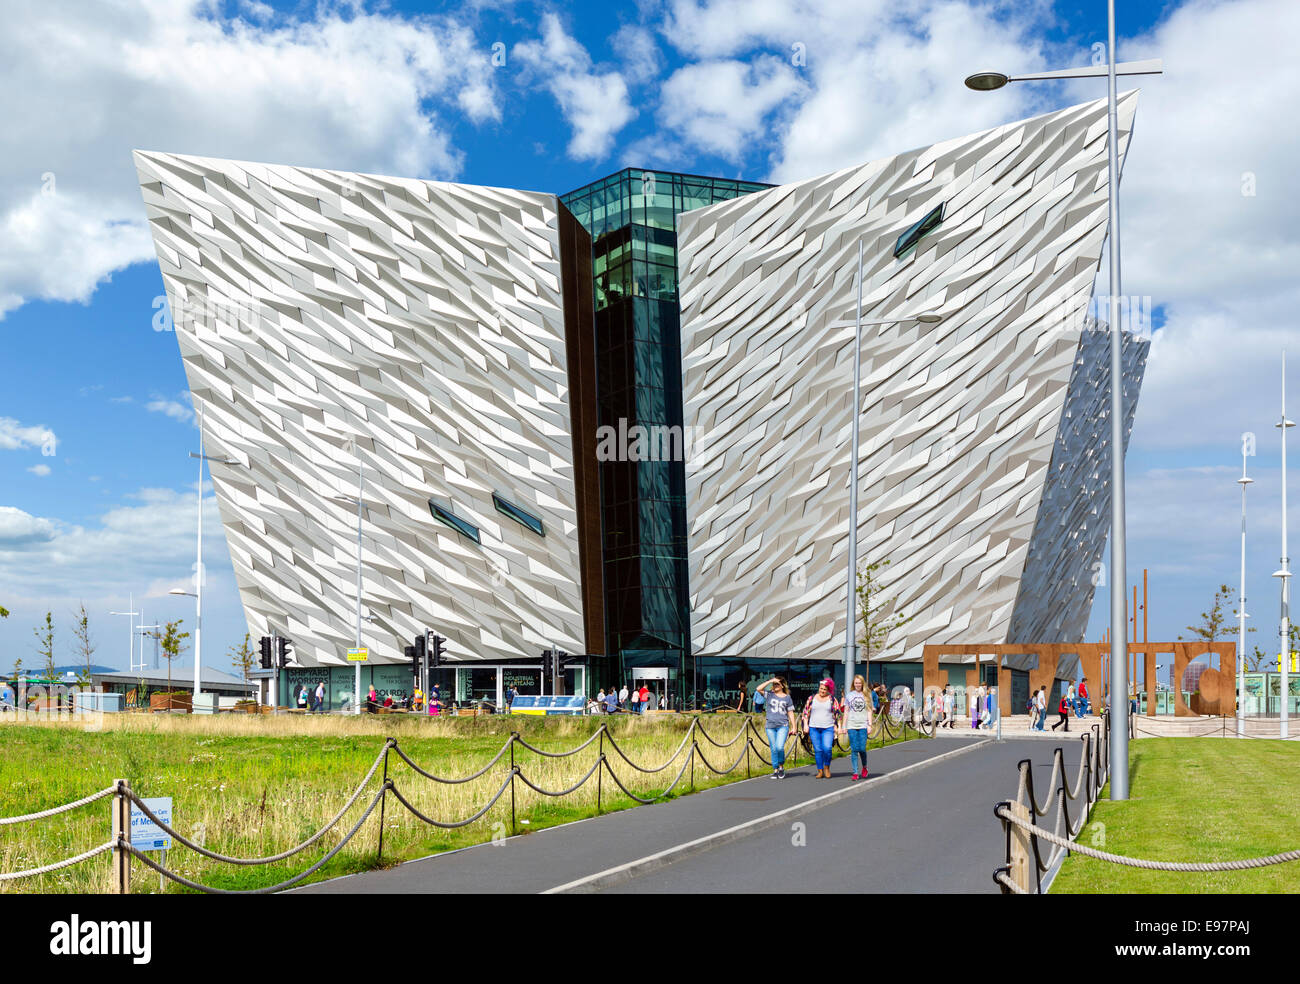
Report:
2,0,1297,678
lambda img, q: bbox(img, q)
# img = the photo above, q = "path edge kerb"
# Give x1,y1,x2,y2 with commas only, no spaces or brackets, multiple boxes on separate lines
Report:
543,737,990,894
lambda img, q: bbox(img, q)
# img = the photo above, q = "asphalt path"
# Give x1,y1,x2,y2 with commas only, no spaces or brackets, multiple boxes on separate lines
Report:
593,737,1086,894
296,732,998,894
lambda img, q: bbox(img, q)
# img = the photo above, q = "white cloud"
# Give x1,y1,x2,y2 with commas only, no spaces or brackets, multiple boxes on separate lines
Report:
26,464,51,477
513,13,636,160
0,507,57,546
657,0,1052,176
658,57,807,162
0,0,500,318
145,397,196,424
0,487,238,668
0,417,56,452
610,24,662,84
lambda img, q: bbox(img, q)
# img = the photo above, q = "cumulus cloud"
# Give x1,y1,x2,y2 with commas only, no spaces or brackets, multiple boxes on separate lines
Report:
513,13,636,159
26,464,50,477
0,507,57,546
0,486,237,667
0,417,57,452
656,0,1052,175
658,56,807,162
0,0,500,318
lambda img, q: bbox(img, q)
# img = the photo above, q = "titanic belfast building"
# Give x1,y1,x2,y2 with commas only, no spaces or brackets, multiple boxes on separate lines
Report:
136,93,1147,708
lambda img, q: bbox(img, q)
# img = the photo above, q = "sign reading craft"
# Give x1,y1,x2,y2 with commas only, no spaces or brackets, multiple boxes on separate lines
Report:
347,648,368,662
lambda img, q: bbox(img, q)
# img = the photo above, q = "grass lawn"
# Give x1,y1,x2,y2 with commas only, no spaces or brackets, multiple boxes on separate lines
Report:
0,711,914,893
1051,738,1300,894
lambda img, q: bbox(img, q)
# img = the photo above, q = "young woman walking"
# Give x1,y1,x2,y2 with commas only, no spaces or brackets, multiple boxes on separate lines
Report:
801,679,843,778
754,677,797,778
842,675,874,781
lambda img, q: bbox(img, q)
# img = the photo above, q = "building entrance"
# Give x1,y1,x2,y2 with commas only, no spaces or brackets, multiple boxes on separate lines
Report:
632,667,669,710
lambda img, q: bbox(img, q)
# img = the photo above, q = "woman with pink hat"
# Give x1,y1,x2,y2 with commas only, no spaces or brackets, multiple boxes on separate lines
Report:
800,678,843,778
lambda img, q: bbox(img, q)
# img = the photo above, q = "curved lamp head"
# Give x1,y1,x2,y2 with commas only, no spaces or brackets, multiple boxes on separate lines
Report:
915,312,943,324
965,72,1009,91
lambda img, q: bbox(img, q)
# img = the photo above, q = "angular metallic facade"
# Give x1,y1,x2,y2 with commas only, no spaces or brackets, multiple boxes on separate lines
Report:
677,94,1148,664
135,151,597,666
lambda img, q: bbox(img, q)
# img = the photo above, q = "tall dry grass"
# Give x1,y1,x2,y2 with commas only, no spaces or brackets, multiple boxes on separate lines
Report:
0,710,851,893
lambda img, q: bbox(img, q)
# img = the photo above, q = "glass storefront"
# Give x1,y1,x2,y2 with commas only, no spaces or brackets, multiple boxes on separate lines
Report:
560,170,771,694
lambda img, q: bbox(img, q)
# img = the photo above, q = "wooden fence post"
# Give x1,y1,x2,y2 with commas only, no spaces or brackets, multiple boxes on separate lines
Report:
111,779,131,895
1007,800,1032,894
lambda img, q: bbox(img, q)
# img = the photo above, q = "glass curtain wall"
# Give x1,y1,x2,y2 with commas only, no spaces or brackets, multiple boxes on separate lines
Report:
560,169,769,703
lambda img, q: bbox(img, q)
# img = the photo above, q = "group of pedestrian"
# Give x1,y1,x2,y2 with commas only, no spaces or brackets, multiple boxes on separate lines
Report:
293,681,327,712
593,684,661,714
969,686,996,730
752,675,875,782
1025,677,1090,731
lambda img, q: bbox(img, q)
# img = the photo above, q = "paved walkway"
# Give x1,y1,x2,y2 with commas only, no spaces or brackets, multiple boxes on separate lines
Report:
296,735,1082,894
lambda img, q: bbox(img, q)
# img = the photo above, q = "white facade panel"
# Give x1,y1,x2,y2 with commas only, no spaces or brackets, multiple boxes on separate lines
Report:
678,94,1146,663
136,152,584,665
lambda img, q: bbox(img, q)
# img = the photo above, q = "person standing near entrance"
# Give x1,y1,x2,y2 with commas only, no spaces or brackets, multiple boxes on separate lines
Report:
843,675,874,781
314,680,326,713
638,684,650,714
618,683,629,711
801,679,842,779
1077,677,1090,718
755,676,797,778
942,687,955,729
1034,687,1047,730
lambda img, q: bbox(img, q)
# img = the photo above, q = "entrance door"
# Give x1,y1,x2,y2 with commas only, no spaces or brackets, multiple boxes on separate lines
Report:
632,667,669,710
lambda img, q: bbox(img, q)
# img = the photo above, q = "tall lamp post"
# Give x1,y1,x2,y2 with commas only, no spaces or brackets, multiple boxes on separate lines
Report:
965,5,1162,800
333,459,367,716
843,238,941,695
1275,354,1293,738
173,403,240,702
1238,443,1252,738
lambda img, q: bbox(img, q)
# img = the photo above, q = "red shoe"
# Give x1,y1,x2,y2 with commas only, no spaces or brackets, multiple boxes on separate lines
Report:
851,772,860,781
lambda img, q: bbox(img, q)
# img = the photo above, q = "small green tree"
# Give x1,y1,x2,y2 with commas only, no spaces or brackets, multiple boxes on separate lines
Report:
159,619,190,694
230,633,255,686
0,604,9,618
71,602,95,687
856,559,916,668
33,611,54,682
1180,584,1239,643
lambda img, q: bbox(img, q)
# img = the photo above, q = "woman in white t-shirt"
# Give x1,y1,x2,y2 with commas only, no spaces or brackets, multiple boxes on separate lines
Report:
843,675,874,782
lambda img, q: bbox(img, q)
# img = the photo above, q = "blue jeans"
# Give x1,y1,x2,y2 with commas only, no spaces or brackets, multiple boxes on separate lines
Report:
848,728,869,774
765,725,789,768
809,727,835,770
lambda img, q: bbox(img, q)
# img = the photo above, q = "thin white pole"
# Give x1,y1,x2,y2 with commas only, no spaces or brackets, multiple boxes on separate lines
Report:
845,239,863,696
1239,447,1251,737
354,461,364,716
194,404,204,701
1106,0,1131,799
1279,354,1293,738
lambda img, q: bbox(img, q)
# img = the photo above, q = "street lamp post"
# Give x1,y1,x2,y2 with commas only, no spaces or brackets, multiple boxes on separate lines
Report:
334,460,366,716
177,403,241,703
964,4,1162,800
843,238,941,695
1238,446,1252,738
1275,354,1293,738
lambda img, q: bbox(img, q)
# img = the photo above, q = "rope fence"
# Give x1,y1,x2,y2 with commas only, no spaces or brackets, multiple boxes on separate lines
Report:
1,708,932,894
992,712,1300,893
